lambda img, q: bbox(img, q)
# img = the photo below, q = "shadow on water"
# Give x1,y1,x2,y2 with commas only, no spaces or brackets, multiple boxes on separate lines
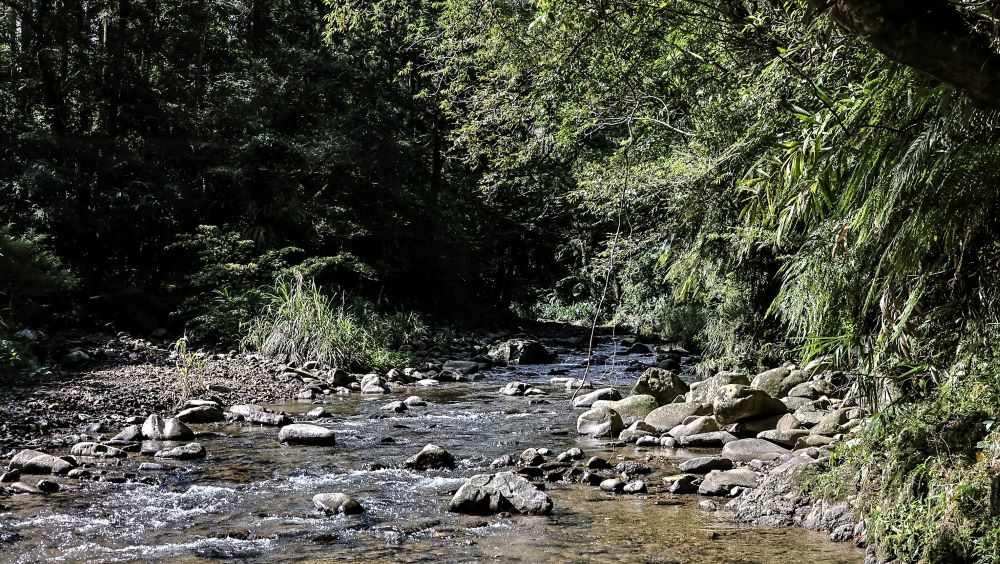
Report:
0,343,862,563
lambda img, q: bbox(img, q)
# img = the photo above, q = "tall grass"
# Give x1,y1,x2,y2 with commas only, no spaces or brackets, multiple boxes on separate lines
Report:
243,274,421,370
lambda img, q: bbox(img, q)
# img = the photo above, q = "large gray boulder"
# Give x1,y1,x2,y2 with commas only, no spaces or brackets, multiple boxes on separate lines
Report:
812,408,853,435
698,468,759,495
679,456,734,474
667,415,719,440
592,395,658,425
278,424,336,446
488,340,553,365
643,402,710,433
572,388,621,408
449,471,552,515
686,372,750,404
577,407,625,437
404,444,456,470
751,366,810,398
141,415,194,441
631,368,689,406
721,438,791,463
679,431,739,447
9,450,75,474
757,429,810,448
713,385,786,425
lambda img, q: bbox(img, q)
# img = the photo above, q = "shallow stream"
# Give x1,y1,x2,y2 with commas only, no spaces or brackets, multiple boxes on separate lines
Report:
0,343,862,563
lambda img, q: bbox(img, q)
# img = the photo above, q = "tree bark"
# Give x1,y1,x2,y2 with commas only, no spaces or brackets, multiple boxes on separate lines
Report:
811,0,1000,107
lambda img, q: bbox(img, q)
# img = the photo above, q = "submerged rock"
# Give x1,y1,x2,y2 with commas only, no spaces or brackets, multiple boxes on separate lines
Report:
449,471,553,515
154,443,206,460
278,424,336,446
313,493,364,515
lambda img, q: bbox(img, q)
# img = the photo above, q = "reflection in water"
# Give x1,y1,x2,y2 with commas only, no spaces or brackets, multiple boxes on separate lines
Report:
0,343,861,563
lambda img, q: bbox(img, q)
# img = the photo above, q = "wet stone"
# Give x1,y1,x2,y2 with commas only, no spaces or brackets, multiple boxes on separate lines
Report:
313,493,363,515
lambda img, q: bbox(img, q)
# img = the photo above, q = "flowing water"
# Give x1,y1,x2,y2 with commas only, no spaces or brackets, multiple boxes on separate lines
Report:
0,343,862,563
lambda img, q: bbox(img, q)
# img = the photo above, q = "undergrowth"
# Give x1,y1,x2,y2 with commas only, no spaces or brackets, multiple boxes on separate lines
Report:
244,274,422,371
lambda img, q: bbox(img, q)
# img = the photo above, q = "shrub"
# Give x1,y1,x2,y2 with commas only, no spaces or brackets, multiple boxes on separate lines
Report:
244,274,421,370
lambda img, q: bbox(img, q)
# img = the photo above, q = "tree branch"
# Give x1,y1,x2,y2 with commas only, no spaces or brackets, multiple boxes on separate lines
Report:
810,0,1000,107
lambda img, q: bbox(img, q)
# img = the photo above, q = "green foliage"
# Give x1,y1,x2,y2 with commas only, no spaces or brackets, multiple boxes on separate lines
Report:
836,327,1000,562
244,274,421,371
170,335,208,406
0,227,77,326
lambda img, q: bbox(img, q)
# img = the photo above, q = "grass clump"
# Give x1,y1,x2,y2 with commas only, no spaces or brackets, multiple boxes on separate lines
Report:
244,274,422,371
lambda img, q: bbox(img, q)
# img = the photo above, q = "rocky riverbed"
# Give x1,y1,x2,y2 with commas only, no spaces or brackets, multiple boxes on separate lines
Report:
0,332,864,562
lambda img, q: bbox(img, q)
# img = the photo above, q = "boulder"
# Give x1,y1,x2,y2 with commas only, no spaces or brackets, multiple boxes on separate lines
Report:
757,429,810,448
229,405,264,417
176,405,225,424
576,407,624,438
600,478,624,492
8,450,75,474
750,366,810,398
713,385,786,425
678,456,734,474
794,434,836,449
449,471,552,515
643,402,709,433
571,388,621,408
403,396,426,407
698,468,759,495
812,409,852,436
488,340,553,365
500,382,529,396
109,425,143,442
730,414,784,435
69,442,126,458
667,415,719,440
243,411,292,426
404,444,456,470
665,474,700,494
381,401,408,413
679,431,739,447
278,424,336,446
686,372,750,404
631,368,689,406
154,443,206,460
592,395,658,425
306,407,332,419
141,415,194,441
313,493,363,515
721,438,791,463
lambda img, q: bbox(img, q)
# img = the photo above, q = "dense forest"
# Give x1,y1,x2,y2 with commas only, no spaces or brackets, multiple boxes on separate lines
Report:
4,0,1000,562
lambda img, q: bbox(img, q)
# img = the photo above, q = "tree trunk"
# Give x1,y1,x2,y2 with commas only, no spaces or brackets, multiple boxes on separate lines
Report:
812,0,1000,107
